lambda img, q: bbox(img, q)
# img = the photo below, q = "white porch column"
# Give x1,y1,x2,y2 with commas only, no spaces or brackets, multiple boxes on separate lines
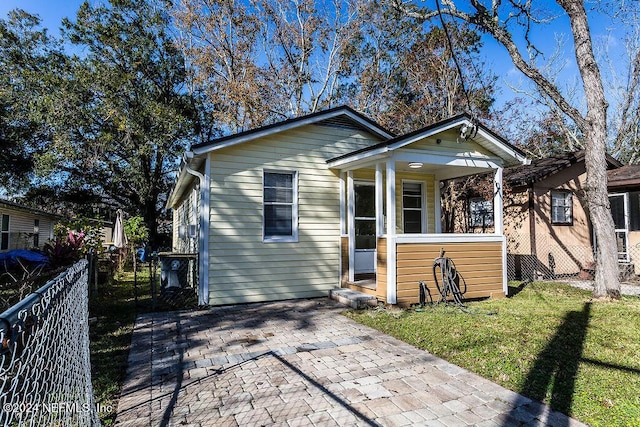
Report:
386,160,397,304
434,178,442,233
339,171,346,285
347,171,355,282
340,171,346,235
494,166,508,295
494,167,504,235
375,163,384,236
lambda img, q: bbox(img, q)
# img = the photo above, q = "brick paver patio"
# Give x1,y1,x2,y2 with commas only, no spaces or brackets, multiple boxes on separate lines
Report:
115,298,587,426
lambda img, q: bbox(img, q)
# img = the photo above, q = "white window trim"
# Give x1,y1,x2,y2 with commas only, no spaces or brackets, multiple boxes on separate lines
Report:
401,179,426,233
263,169,299,243
551,190,573,225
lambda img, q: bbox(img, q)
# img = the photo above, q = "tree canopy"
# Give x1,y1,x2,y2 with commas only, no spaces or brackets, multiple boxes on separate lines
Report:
172,0,496,135
1,0,497,244
0,10,59,192
22,0,197,244
389,0,625,297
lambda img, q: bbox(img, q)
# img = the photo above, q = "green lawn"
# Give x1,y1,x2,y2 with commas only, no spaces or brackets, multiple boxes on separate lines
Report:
343,282,640,427
89,264,197,425
89,267,153,426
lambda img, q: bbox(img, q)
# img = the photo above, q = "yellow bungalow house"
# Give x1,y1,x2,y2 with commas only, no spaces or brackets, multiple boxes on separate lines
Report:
167,106,528,306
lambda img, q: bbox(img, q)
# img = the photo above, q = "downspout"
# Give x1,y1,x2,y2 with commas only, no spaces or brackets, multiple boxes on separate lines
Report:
183,151,210,306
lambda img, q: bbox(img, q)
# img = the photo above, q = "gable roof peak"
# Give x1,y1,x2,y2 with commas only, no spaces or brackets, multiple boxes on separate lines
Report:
190,105,394,155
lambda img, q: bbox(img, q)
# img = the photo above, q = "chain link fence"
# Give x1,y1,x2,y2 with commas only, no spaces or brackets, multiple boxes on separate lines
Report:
507,232,640,285
0,259,99,426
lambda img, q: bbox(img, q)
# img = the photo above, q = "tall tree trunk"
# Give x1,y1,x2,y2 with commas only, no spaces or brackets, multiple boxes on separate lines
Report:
559,0,621,298
399,0,625,298
586,139,620,298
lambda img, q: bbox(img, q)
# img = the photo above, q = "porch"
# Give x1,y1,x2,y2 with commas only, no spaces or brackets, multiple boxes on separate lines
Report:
341,234,506,306
329,115,528,305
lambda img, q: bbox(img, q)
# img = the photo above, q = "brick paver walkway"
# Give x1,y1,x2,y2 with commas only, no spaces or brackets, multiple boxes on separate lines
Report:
115,299,587,426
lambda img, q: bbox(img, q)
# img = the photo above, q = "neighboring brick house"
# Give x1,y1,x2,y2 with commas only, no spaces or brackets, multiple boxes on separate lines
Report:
502,151,622,280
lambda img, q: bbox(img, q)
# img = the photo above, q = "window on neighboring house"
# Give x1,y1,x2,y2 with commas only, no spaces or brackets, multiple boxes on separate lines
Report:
402,182,424,233
33,219,40,247
263,171,298,242
469,198,494,228
628,191,640,231
1,214,9,250
551,190,573,224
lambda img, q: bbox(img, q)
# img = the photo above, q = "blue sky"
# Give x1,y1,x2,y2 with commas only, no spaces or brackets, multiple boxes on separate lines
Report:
0,0,630,112
0,0,86,34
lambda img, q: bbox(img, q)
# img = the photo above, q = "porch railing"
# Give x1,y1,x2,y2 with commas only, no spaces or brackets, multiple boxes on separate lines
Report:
0,260,100,426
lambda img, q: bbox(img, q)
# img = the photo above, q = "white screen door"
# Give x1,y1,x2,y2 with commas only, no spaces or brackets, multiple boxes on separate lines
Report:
354,182,376,273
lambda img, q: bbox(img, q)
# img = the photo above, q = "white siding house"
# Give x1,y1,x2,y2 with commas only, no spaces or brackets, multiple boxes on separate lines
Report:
167,106,528,306
0,199,61,251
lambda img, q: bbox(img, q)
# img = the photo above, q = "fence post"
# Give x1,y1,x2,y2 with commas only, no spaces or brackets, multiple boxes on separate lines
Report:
150,254,157,311
0,260,100,426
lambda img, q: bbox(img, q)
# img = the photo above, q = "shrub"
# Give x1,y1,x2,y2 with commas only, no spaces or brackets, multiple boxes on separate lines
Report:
43,230,85,267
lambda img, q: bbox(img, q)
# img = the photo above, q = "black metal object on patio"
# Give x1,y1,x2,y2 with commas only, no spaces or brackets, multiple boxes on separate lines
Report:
432,249,467,306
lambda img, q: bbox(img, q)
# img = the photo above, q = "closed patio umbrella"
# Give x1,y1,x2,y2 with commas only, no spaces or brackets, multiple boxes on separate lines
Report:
113,209,128,249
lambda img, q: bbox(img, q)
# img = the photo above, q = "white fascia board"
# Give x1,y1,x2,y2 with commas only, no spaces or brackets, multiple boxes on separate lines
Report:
342,110,394,139
327,148,390,169
192,110,392,156
395,234,504,244
475,128,530,165
388,119,469,150
166,155,205,209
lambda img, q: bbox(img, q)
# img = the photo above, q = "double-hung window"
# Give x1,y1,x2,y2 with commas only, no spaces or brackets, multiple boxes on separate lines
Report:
469,198,494,228
263,171,298,242
402,182,424,233
551,190,572,225
1,214,9,250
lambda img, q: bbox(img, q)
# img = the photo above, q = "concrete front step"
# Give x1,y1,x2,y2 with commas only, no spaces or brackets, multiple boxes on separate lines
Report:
329,288,378,309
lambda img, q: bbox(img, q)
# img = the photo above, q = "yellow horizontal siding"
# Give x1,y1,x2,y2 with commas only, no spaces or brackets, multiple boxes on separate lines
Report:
212,289,331,306
208,250,337,264
209,240,337,250
207,124,382,305
407,129,494,158
395,241,504,305
211,267,335,282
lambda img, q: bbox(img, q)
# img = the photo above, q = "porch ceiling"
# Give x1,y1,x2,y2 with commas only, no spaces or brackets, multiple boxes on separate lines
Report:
326,114,529,171
354,161,494,179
